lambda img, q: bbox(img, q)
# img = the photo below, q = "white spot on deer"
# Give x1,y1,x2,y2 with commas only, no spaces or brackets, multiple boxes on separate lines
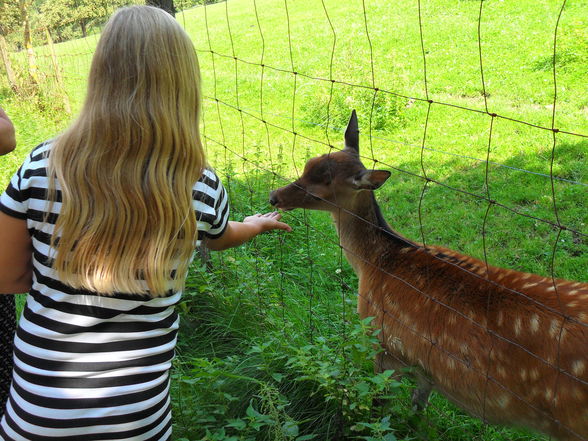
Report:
497,394,511,408
546,286,556,293
447,358,456,370
497,366,507,378
466,310,476,321
549,319,560,338
580,294,588,301
569,290,579,295
545,388,554,401
497,311,504,327
567,301,578,308
386,297,399,310
530,314,540,333
520,369,528,381
530,368,540,381
448,314,457,325
579,313,588,323
522,282,538,289
388,336,404,353
514,317,522,336
572,360,586,376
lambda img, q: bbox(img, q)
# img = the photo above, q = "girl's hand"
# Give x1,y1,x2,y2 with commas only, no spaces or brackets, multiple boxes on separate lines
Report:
206,212,291,251
243,211,292,233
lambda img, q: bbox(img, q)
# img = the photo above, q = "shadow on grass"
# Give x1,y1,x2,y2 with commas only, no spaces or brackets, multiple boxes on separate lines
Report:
377,138,587,281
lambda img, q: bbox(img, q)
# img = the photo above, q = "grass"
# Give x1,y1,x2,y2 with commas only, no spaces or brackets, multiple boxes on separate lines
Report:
0,0,587,439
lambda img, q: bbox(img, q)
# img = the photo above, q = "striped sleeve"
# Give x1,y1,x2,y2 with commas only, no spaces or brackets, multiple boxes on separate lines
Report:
0,163,27,220
193,168,230,240
207,177,229,239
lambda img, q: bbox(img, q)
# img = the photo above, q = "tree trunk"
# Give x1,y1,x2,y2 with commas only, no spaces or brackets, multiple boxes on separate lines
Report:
20,1,39,86
80,20,87,38
146,0,176,17
0,35,17,92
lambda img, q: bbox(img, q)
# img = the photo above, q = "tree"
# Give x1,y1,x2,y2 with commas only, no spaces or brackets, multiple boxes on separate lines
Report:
19,0,40,86
146,0,176,17
0,1,20,90
39,0,132,41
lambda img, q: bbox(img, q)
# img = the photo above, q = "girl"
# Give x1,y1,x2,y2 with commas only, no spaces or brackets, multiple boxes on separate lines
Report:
0,6,290,440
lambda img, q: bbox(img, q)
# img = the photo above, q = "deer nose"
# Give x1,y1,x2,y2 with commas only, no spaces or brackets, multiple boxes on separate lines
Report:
269,191,278,206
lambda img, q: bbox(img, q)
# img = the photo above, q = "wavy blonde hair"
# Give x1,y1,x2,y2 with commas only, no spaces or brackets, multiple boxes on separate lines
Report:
47,5,205,296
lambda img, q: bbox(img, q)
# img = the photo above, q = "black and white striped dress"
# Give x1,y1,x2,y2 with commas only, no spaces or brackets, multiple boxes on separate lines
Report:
0,141,230,440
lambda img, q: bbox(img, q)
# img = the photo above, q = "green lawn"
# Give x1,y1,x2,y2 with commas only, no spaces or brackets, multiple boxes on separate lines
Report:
0,0,587,439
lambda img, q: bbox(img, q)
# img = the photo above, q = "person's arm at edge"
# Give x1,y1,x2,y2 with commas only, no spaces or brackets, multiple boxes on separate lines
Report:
0,107,16,155
0,211,32,294
206,211,291,251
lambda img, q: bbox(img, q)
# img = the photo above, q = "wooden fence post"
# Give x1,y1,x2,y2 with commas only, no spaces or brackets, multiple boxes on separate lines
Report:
0,35,17,92
22,9,39,86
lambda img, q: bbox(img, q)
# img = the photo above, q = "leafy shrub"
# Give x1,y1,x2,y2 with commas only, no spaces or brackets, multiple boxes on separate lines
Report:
172,315,405,440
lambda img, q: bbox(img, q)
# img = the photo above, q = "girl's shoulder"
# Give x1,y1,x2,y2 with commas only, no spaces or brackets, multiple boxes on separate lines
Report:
19,140,54,174
30,139,54,158
198,167,222,187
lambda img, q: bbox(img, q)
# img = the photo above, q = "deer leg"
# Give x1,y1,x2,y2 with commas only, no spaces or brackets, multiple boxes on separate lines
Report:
411,374,433,411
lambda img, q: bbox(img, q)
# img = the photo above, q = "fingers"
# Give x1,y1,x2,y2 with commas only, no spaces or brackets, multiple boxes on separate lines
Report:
243,212,291,232
274,221,292,232
248,212,282,220
261,211,282,219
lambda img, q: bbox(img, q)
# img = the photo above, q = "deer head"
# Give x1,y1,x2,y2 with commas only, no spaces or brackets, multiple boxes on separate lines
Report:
269,110,391,212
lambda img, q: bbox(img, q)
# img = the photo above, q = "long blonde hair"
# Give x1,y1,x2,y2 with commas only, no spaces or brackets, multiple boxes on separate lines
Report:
47,5,205,296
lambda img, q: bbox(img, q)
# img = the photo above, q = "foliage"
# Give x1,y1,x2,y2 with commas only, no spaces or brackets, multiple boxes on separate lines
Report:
175,0,224,12
2,1,587,440
0,1,21,36
173,301,404,440
38,0,140,41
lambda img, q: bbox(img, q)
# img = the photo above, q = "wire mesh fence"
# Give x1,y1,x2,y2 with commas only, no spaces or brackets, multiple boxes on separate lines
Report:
1,0,587,439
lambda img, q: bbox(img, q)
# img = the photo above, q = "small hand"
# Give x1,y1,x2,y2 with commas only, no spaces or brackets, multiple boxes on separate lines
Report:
243,211,292,233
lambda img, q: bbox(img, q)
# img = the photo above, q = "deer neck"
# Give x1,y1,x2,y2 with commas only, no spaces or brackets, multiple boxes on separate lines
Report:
331,192,411,275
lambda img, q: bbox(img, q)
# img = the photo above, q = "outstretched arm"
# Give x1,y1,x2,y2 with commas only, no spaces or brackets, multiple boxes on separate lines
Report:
205,211,291,251
0,107,16,155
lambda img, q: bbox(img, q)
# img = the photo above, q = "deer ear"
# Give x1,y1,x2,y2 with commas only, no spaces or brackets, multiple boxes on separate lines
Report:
351,170,391,190
344,109,359,153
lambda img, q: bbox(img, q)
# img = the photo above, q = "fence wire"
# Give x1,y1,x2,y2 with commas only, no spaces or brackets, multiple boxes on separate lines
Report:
1,0,587,440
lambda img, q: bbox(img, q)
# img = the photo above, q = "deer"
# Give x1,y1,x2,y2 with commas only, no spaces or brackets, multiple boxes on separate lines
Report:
269,110,588,441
